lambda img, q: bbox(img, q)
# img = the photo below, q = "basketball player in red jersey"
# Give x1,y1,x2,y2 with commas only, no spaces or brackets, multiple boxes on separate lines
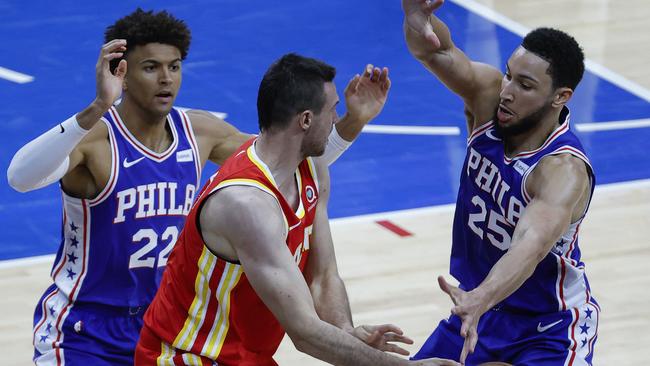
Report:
136,54,459,365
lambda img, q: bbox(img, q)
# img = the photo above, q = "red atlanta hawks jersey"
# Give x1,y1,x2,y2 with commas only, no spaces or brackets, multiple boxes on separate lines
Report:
138,137,320,365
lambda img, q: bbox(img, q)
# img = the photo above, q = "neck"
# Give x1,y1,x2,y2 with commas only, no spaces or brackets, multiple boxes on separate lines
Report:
115,96,172,152
504,108,562,156
255,132,303,190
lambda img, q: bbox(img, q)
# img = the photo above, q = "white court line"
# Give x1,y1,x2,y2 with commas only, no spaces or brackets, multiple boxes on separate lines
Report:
2,178,648,269
450,0,650,103
362,124,460,135
0,66,34,84
576,118,650,132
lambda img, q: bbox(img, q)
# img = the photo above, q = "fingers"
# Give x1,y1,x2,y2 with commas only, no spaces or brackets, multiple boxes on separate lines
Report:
459,324,477,364
344,74,361,96
425,0,445,13
437,275,456,300
372,323,404,335
98,39,127,71
382,343,411,356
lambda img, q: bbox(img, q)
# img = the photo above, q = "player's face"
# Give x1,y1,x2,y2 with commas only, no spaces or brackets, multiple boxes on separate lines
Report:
496,46,555,136
303,82,339,156
123,43,182,118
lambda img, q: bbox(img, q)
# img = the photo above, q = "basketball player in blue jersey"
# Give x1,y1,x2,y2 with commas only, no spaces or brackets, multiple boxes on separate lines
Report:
7,9,393,365
402,1,599,365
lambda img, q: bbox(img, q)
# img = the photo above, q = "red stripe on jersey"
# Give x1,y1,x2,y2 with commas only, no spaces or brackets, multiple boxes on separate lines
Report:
567,307,580,366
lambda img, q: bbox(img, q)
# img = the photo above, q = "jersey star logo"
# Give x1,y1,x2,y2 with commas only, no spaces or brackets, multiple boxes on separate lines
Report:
585,308,593,319
69,222,78,233
70,236,79,248
579,323,590,334
66,268,77,280
67,251,78,264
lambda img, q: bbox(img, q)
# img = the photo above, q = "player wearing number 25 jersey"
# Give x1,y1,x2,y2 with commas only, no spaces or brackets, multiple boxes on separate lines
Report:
136,137,319,365
32,107,200,365
416,109,600,365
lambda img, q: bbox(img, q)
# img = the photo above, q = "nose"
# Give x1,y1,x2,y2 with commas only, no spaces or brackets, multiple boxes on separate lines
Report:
499,78,514,102
159,68,173,85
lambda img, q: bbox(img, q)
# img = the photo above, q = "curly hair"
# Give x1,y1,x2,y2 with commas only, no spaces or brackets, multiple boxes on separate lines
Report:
104,8,191,71
521,27,584,90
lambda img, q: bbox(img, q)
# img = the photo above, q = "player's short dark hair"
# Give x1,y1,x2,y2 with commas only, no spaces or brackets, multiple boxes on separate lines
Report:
104,8,191,72
521,27,585,90
257,53,336,132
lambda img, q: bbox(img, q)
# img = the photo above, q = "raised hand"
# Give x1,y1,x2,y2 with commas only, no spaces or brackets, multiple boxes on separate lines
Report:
349,323,413,356
401,0,445,48
438,276,488,364
343,64,391,124
95,39,128,109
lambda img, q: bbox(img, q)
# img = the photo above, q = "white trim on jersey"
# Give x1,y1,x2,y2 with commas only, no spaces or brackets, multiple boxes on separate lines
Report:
467,121,495,146
178,109,202,188
108,106,179,162
33,198,91,365
306,157,319,193
88,118,120,207
563,302,598,366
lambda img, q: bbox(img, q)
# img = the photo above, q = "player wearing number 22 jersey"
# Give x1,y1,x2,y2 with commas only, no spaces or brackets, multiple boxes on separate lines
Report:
415,108,600,365
136,137,319,365
32,107,200,365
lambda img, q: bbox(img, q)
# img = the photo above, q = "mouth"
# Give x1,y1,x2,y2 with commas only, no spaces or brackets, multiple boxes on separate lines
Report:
155,91,174,103
497,104,515,123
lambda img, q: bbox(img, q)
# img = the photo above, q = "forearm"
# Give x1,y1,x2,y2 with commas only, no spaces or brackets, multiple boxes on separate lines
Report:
335,112,366,142
7,116,85,192
473,232,549,310
292,317,407,366
311,274,354,332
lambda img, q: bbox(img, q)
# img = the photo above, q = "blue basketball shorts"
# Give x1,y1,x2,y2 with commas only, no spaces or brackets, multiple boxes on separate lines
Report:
32,284,147,365
412,301,599,365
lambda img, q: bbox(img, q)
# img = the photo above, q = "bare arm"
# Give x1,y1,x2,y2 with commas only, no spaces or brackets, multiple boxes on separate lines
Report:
304,160,353,331
201,185,458,366
401,0,502,130
187,110,252,166
438,154,591,362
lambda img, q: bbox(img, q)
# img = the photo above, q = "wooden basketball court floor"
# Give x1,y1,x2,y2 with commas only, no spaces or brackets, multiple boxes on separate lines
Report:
2,0,649,364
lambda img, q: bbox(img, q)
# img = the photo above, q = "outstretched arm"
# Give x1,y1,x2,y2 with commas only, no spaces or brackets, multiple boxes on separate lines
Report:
402,0,502,130
438,154,591,363
306,159,414,356
201,186,458,366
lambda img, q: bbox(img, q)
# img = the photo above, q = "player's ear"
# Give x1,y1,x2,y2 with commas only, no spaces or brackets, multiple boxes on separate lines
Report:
299,110,313,131
552,87,572,107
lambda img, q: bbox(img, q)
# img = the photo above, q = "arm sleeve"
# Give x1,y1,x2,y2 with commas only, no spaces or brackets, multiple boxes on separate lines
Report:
321,127,353,166
7,115,89,192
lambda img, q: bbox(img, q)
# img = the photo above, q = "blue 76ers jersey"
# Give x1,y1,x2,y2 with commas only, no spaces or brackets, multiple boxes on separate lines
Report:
451,107,597,314
48,106,201,308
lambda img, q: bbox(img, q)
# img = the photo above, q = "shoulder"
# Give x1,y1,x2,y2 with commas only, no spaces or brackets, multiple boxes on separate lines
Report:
186,109,240,138
527,153,590,200
203,185,286,235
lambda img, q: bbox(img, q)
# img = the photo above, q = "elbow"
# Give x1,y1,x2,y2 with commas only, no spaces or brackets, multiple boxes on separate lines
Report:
6,164,31,193
285,315,319,355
